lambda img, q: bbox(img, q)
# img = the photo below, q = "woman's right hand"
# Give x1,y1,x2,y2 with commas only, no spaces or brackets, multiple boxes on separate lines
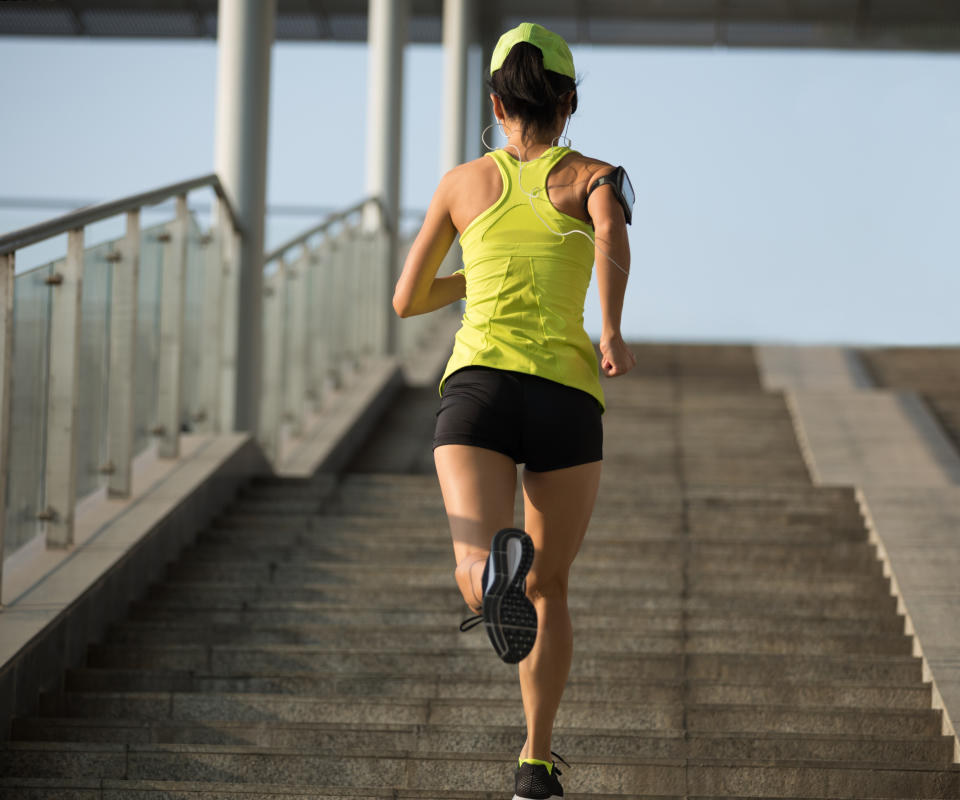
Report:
600,333,636,377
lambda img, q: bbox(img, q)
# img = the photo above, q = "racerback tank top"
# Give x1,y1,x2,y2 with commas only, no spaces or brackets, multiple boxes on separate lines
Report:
439,145,605,410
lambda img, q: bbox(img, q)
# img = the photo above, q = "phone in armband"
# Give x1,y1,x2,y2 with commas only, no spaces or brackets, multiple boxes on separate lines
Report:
584,166,635,225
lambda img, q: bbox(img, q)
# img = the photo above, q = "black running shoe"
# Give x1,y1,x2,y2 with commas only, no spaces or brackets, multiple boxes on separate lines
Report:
514,758,565,799
459,528,537,664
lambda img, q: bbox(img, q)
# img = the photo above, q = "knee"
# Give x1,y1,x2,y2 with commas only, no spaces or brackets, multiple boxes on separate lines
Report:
525,570,568,604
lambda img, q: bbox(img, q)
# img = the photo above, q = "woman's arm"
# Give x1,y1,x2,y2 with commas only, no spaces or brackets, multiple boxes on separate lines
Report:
393,173,466,318
586,176,636,377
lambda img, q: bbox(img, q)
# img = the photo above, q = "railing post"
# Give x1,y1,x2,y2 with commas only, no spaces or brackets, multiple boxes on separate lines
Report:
217,202,240,433
259,260,286,464
309,242,330,406
199,207,225,434
361,231,375,357
346,226,360,367
373,225,390,357
327,236,345,385
43,228,84,548
106,210,140,497
156,194,189,459
0,251,15,602
285,245,309,436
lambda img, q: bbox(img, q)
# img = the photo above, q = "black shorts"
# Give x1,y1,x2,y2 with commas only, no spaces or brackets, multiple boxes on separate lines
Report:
433,366,603,472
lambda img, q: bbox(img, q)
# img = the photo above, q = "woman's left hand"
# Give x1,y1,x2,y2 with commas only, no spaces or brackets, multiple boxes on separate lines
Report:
600,333,636,377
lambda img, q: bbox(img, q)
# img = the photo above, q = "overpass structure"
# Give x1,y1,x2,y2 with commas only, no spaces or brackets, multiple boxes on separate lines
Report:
5,0,960,49
2,2,960,797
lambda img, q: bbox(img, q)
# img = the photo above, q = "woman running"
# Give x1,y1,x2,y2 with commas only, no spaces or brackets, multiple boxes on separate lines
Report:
393,22,635,800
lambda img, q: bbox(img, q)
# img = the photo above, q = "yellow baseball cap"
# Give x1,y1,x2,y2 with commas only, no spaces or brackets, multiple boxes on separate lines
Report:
490,22,575,79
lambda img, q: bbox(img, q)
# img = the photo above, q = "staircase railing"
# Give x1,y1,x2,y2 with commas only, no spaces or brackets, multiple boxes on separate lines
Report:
0,175,423,605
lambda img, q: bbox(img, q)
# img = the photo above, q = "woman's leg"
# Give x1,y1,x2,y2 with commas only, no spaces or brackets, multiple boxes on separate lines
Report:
518,460,602,762
434,444,518,612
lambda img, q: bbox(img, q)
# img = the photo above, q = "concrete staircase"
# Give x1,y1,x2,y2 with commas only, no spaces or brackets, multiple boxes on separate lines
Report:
859,346,960,451
3,344,959,798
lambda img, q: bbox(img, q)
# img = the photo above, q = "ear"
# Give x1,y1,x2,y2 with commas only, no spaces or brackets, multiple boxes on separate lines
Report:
491,93,505,124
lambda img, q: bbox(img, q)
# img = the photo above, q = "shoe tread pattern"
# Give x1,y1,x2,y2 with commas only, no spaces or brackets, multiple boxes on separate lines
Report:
483,529,537,664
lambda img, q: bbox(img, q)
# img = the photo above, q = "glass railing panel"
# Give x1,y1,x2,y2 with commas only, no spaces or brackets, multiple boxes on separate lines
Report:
133,222,167,457
4,263,54,559
74,241,114,500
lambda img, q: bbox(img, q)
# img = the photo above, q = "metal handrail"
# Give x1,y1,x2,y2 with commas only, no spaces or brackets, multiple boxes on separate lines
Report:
263,197,384,264
0,173,242,255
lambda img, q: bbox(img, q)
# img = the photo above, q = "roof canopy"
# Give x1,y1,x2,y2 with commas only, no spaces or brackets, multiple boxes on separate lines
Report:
3,0,960,51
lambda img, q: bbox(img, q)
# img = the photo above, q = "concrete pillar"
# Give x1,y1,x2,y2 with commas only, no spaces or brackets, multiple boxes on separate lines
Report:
478,17,501,154
364,0,408,354
441,0,473,173
213,0,276,433
365,0,408,232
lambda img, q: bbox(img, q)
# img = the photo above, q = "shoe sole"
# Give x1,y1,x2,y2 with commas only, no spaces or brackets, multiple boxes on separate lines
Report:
512,795,563,800
483,528,537,664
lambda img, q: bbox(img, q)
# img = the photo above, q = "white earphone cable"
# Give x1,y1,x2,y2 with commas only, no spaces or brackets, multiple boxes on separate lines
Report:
480,122,630,279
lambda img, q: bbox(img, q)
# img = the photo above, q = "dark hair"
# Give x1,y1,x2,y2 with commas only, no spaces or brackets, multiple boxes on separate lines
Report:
488,42,578,139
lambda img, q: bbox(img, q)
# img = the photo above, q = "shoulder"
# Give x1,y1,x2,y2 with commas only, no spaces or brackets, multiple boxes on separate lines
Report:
437,155,497,196
567,152,618,185
551,151,616,187
443,154,496,182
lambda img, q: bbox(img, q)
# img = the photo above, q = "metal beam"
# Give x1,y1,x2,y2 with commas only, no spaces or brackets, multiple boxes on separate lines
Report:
3,2,960,51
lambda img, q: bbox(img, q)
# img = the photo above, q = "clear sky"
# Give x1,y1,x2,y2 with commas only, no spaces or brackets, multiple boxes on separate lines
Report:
1,35,958,345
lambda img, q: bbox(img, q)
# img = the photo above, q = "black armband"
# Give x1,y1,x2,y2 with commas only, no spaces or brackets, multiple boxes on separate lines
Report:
584,165,635,225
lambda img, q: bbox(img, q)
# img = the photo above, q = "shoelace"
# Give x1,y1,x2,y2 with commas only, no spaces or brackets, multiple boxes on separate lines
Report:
459,614,483,632
550,751,570,775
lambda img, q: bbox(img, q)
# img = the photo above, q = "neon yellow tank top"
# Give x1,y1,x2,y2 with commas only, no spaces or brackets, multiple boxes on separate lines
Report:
440,145,604,411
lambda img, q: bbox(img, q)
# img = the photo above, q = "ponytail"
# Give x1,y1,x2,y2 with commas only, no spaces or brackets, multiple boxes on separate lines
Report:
489,42,578,139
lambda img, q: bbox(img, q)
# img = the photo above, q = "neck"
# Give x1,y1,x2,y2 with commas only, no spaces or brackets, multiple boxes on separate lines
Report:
499,119,566,160
505,138,555,160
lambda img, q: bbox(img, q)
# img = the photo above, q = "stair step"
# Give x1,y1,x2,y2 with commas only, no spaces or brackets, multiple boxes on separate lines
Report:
209,517,870,545
13,717,953,764
47,691,943,738
127,603,906,635
105,621,913,657
0,776,668,800
60,669,933,710
163,561,890,597
2,744,958,797
182,540,885,577
86,644,924,683
142,583,900,618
